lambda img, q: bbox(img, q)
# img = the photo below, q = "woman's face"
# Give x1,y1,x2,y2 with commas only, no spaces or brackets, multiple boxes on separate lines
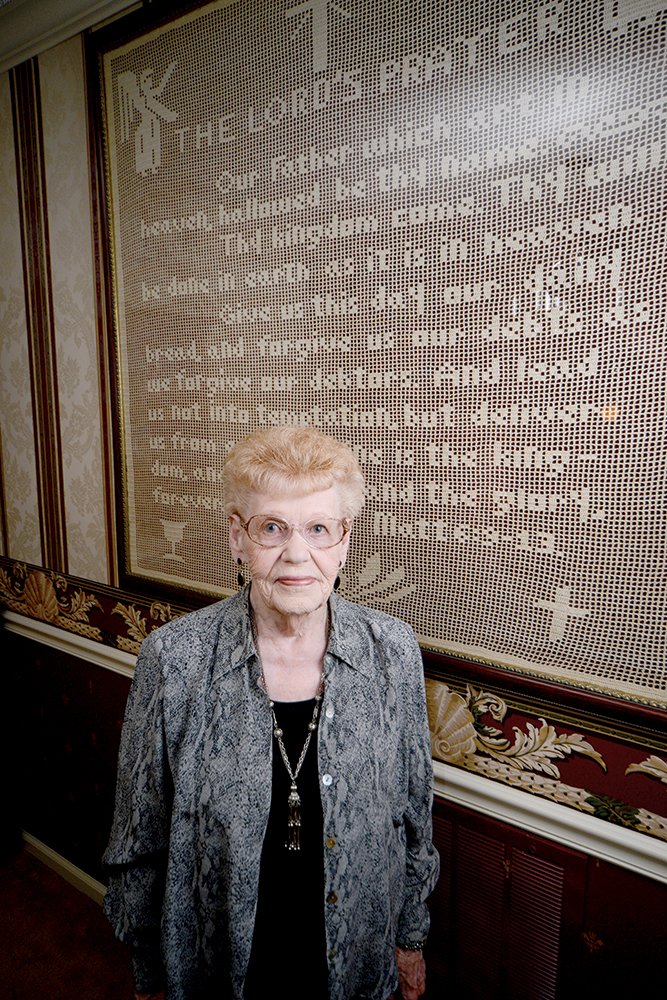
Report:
228,487,351,621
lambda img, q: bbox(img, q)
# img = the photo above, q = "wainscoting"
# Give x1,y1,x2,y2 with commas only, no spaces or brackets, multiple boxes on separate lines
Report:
425,800,667,999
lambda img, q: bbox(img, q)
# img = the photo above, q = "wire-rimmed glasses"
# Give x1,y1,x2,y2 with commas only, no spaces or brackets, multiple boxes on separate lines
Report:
241,515,350,549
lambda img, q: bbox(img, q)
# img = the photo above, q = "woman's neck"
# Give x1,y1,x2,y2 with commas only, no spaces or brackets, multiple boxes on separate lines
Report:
250,592,329,701
249,585,329,639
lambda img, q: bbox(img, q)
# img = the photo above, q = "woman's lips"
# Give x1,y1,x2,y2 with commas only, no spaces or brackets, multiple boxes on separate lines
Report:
275,576,316,586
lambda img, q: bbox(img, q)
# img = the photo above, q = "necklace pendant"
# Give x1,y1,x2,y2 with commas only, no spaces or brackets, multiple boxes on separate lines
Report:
286,783,302,851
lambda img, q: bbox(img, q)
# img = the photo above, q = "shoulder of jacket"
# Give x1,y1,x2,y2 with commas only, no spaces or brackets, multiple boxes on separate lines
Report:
332,594,417,648
139,594,239,656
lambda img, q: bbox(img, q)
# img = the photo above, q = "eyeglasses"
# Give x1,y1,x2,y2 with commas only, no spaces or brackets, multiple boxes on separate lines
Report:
241,515,350,549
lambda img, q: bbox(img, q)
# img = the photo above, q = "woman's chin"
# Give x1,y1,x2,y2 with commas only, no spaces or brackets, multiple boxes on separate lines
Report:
257,580,330,618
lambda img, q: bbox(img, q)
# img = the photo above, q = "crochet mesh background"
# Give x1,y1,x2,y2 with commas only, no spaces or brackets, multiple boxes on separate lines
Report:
102,0,666,704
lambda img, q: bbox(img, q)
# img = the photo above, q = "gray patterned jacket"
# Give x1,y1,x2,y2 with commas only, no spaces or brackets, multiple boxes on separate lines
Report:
103,587,439,999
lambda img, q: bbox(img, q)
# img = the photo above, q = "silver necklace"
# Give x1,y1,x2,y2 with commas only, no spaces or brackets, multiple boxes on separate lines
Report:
268,688,322,851
251,613,324,851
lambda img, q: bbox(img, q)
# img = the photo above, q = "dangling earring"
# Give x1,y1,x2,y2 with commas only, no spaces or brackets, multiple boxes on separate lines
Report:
237,558,245,588
333,576,341,591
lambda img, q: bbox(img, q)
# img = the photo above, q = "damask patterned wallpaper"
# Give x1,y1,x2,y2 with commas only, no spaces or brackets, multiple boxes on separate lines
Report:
0,37,109,578
39,40,108,582
0,72,40,564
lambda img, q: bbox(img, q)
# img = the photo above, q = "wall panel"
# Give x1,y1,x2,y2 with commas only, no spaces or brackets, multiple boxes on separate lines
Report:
39,37,110,583
0,73,41,565
9,57,68,570
426,799,666,1000
5,629,130,882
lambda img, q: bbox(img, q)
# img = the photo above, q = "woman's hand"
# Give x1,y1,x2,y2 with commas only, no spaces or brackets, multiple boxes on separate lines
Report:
396,947,426,1000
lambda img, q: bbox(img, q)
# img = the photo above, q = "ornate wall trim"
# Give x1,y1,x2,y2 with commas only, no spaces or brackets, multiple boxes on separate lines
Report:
434,761,667,886
3,608,134,678
0,559,190,654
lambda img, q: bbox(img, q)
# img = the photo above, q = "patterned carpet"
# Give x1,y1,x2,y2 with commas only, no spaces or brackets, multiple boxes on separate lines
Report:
0,846,133,999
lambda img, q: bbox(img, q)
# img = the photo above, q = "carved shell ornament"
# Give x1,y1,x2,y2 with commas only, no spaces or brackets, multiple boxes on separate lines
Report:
424,678,667,842
0,563,102,639
23,571,60,622
0,561,180,649
425,680,477,764
426,679,606,776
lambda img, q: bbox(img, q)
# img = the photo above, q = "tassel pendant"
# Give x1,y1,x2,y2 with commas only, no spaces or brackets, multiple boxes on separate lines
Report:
286,782,302,851
266,685,322,852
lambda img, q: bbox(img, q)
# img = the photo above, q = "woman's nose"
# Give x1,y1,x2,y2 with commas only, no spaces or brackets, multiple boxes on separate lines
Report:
281,528,311,560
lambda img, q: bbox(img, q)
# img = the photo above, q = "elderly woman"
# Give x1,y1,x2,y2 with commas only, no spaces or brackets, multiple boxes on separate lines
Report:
104,426,439,1000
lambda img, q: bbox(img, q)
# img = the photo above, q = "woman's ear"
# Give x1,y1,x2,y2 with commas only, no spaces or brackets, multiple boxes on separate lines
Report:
228,513,246,563
339,521,352,567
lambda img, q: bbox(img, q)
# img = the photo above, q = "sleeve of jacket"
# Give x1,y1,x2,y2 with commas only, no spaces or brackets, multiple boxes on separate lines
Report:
396,628,440,947
102,630,173,992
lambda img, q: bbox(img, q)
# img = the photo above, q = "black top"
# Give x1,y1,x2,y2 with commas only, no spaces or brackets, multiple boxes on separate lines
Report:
244,699,329,1000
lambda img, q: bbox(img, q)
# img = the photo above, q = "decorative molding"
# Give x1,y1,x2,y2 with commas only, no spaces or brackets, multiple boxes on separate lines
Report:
427,678,607,773
627,756,667,785
1,564,101,638
427,678,667,848
433,762,667,886
0,0,139,74
3,608,135,678
23,830,106,906
0,559,187,655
